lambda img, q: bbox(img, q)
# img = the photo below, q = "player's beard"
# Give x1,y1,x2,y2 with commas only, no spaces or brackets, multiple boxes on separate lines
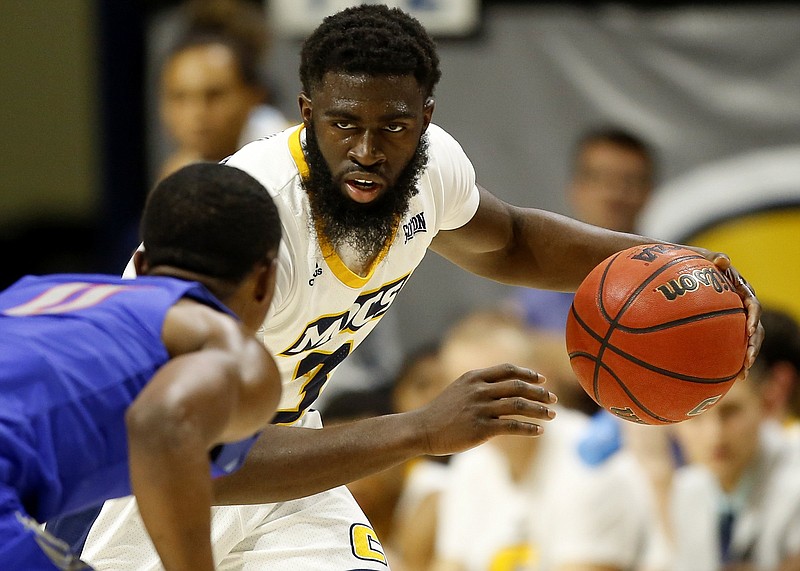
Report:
303,124,429,263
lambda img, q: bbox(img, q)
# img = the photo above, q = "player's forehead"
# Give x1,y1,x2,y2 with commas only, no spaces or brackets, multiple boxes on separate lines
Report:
311,72,426,111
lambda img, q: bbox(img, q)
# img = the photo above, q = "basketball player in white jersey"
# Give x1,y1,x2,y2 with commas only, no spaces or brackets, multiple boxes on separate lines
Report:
61,4,763,570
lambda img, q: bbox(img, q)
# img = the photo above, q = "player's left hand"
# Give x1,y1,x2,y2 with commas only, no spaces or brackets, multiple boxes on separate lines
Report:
696,249,764,375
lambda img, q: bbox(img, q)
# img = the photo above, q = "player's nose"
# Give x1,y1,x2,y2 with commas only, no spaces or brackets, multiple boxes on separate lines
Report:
347,130,385,167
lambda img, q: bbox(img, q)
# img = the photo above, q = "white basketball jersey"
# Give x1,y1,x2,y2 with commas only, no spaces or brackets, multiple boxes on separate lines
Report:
224,123,480,424
83,123,480,571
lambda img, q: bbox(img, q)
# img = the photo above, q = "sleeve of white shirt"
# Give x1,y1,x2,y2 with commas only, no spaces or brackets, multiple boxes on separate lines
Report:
424,123,480,232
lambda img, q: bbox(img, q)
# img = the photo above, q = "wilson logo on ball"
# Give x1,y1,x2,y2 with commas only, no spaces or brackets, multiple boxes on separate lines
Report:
654,267,730,301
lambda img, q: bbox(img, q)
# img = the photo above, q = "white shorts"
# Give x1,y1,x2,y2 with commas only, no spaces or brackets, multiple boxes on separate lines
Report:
81,413,390,570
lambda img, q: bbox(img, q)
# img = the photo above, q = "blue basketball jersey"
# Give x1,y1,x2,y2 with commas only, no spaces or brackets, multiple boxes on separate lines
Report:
0,274,258,522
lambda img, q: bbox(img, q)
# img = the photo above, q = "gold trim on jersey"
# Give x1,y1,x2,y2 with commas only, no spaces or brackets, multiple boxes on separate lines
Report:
288,125,309,179
317,223,399,289
287,124,400,289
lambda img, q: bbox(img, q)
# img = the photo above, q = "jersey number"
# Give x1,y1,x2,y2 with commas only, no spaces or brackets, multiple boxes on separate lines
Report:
3,283,132,316
273,343,353,425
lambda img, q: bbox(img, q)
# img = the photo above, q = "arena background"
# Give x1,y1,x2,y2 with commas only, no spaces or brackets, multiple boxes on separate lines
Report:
2,0,799,353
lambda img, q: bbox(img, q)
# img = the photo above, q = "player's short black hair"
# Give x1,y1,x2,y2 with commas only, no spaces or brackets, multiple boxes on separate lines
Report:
299,4,441,98
141,162,281,283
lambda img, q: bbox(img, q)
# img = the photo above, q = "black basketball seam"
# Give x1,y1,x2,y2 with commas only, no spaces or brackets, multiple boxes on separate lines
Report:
569,351,674,423
600,253,740,381
593,252,687,399
612,307,746,334
569,305,739,384
592,253,702,400
591,251,624,400
599,344,739,383
599,254,716,341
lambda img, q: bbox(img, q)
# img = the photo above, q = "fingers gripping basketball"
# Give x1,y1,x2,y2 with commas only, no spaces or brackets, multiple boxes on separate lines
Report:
566,244,748,425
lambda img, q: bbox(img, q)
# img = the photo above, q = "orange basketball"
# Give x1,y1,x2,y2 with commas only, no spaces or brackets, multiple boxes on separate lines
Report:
565,244,748,425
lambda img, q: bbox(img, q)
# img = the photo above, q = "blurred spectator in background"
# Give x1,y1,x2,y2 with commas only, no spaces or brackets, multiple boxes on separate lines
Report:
153,0,289,181
324,344,451,571
669,307,800,570
507,126,656,334
753,308,800,436
567,126,655,234
431,309,668,571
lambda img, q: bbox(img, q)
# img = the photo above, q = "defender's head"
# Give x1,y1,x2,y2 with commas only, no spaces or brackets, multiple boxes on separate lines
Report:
137,162,281,329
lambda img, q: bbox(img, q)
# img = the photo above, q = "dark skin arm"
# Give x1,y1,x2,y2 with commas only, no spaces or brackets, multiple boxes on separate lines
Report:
432,186,763,367
126,300,281,571
214,364,555,504
431,186,645,289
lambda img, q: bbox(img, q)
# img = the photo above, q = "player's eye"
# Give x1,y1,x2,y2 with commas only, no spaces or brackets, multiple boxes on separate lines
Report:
384,124,404,133
334,122,356,130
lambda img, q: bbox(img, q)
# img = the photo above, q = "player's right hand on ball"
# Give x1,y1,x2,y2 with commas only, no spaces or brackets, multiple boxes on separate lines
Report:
412,363,557,456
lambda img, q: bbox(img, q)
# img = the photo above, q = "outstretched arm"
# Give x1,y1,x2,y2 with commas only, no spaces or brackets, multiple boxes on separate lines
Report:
431,185,650,290
126,302,281,571
213,364,556,505
431,185,763,368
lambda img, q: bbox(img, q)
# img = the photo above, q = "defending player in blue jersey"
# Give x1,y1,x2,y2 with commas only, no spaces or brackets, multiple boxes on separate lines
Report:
0,163,282,571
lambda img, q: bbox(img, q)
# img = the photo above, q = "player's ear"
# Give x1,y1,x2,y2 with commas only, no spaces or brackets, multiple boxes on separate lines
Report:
132,249,150,276
299,93,313,126
254,256,278,305
422,97,435,132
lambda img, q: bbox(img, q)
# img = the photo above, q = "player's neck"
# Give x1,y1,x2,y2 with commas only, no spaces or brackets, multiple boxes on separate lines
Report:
333,240,384,277
144,266,234,301
315,217,398,278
